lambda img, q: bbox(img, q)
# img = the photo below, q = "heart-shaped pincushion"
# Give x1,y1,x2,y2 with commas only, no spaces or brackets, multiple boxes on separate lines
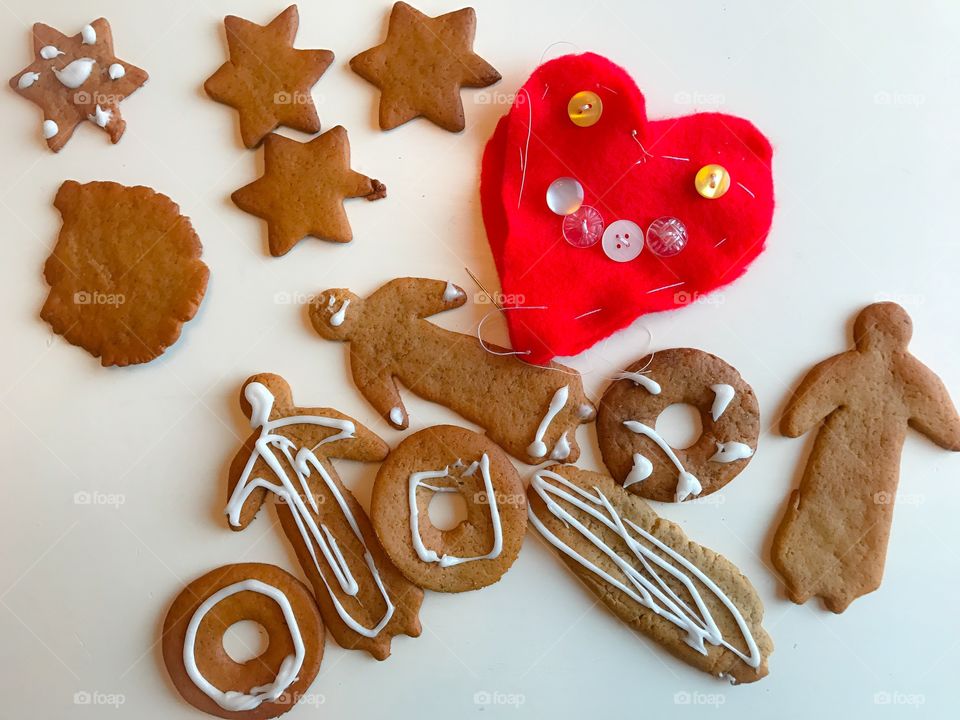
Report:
480,53,774,364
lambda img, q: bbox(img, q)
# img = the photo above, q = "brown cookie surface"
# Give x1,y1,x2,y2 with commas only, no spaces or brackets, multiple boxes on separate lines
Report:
9,18,148,152
40,180,209,366
598,348,759,503
162,562,324,720
231,127,386,256
350,2,501,132
226,373,423,660
308,278,595,465
528,465,773,683
371,426,526,592
772,302,960,612
205,5,334,148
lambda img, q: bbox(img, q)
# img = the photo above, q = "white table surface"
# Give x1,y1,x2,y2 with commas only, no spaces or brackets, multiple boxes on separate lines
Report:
1,1,958,717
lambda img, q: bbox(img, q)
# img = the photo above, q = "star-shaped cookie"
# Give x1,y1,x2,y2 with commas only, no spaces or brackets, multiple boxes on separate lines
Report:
232,127,386,256
205,5,334,148
350,2,501,132
8,18,148,152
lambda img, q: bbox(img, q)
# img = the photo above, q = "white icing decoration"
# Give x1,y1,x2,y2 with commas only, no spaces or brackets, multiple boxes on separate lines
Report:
18,72,40,89
42,120,58,139
709,441,754,464
389,407,404,426
330,299,350,327
550,432,571,460
326,295,335,307
528,385,569,458
710,384,735,422
409,454,501,567
624,453,653,488
615,371,661,395
81,24,96,45
52,58,95,89
623,420,702,502
88,104,111,127
108,63,125,80
40,45,64,60
577,403,595,420
226,382,395,639
442,282,462,302
183,579,304,712
528,469,761,668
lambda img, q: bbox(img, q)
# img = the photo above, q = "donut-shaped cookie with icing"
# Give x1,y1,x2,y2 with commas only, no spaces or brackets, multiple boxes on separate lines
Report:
597,348,759,502
162,563,324,719
371,426,527,592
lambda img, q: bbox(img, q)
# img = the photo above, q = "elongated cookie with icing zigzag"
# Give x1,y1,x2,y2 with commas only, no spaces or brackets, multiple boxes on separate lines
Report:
528,464,773,683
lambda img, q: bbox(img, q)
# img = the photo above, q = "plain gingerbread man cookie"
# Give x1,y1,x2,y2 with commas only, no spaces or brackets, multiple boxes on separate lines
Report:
772,302,960,612
308,278,595,465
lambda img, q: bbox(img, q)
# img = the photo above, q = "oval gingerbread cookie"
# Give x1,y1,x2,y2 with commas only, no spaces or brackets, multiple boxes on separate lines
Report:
597,348,759,503
371,426,526,592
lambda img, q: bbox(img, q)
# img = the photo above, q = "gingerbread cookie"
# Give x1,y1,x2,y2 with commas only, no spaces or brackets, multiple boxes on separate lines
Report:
598,349,759,503
205,5,333,148
528,465,773,683
231,127,386,256
772,302,960,613
9,18,148,152
162,562,323,719
350,2,501,132
371,426,526,592
226,374,423,660
41,180,209,366
308,278,595,465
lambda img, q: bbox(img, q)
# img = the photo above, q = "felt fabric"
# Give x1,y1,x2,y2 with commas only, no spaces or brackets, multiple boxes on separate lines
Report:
480,53,775,364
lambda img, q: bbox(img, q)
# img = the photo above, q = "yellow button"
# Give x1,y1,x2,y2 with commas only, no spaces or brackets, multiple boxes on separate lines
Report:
695,164,731,199
568,91,602,127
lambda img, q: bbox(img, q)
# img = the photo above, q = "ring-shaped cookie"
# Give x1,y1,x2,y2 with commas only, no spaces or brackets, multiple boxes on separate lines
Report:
598,348,760,503
371,426,527,592
162,563,324,720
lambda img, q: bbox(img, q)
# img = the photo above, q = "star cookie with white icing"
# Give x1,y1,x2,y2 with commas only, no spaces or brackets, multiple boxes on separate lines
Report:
8,18,148,152
231,127,386,256
204,5,334,148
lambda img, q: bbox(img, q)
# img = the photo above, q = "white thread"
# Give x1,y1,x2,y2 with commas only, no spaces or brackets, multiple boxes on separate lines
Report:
574,308,602,319
538,40,580,65
647,281,685,294
476,306,545,357
597,83,618,95
517,88,532,209
737,182,755,198
714,238,727,248
661,155,690,162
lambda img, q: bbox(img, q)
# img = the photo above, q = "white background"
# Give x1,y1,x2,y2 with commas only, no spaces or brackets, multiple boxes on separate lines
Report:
1,1,958,717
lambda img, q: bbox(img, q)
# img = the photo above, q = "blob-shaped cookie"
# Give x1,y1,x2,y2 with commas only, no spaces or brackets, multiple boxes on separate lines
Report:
598,348,759,502
528,465,773,683
308,278,594,465
41,180,209,366
226,373,423,660
371,426,526,592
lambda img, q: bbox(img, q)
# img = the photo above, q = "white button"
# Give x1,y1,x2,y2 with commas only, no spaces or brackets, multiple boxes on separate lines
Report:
602,219,643,262
546,177,584,215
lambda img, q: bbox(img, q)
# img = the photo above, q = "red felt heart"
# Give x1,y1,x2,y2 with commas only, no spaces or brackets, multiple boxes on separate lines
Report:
480,53,774,364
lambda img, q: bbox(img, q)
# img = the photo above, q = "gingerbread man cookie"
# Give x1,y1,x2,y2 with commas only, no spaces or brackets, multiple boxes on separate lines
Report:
9,18,148,151
308,278,595,465
772,302,960,612
226,374,423,660
528,465,773,683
